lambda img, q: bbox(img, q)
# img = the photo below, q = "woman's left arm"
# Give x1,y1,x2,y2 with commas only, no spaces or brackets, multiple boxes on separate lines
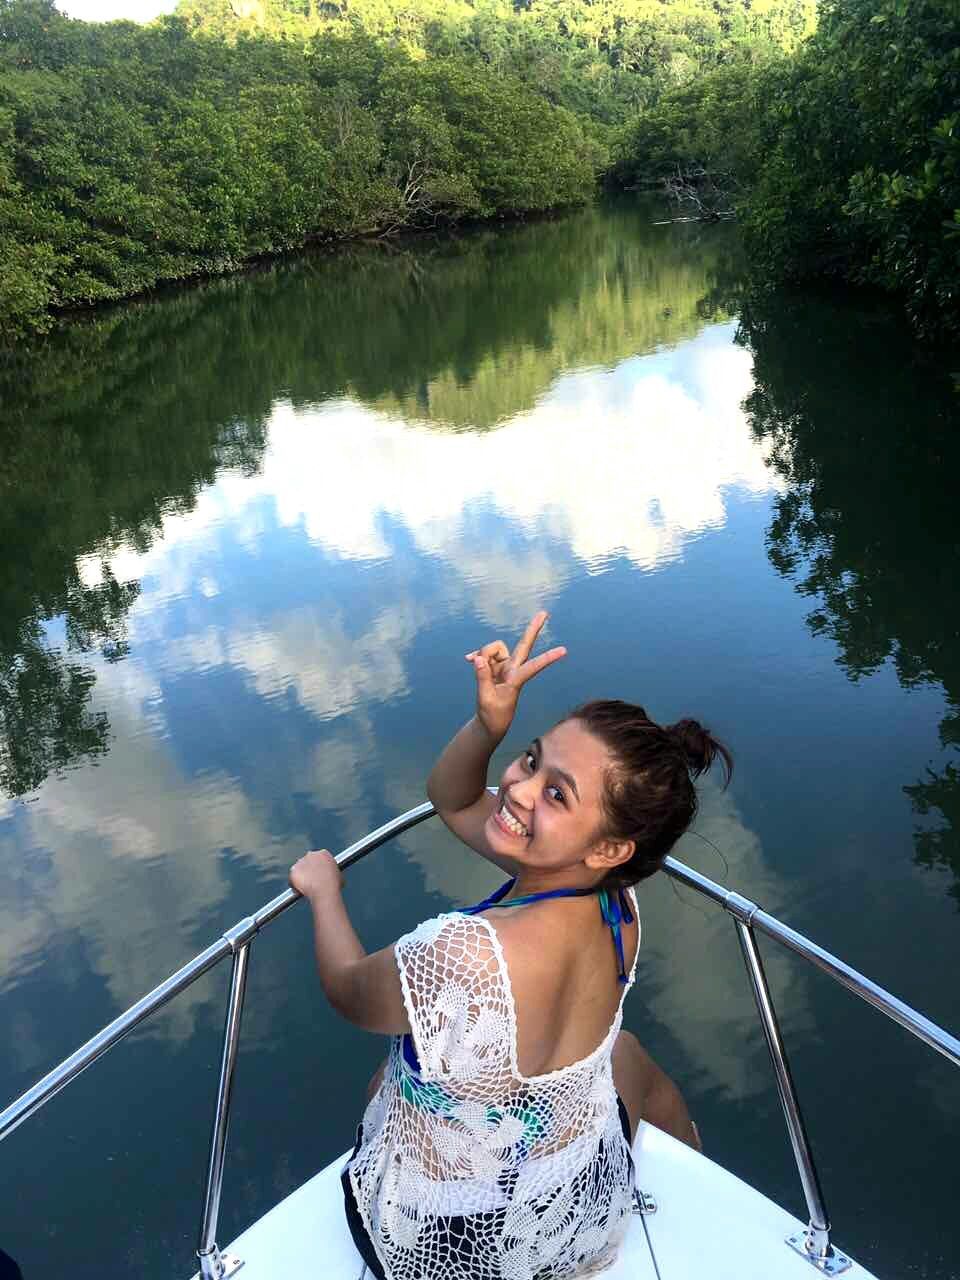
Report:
289,850,411,1036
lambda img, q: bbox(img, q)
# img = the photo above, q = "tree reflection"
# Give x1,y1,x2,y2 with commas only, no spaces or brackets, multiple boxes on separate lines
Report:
906,764,960,909
0,630,109,798
8,200,739,432
737,288,960,904
0,335,270,797
0,561,145,794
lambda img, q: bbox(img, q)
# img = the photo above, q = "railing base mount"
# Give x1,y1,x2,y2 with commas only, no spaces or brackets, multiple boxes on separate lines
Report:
193,1251,244,1279
786,1232,852,1275
632,1188,657,1215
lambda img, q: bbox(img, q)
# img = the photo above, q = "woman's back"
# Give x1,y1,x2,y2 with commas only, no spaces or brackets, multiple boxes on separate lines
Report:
487,895,640,1079
344,888,639,1280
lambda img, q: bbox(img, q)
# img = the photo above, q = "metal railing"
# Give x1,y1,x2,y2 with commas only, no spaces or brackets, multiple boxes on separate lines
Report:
1,799,958,1278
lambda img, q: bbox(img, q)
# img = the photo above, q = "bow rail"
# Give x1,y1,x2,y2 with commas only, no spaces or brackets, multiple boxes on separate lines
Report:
1,799,958,1279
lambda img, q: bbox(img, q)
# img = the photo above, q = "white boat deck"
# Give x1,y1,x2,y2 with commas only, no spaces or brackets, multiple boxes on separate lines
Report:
211,1120,877,1279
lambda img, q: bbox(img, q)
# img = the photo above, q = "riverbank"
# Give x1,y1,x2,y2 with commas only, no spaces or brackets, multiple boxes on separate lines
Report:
0,17,599,344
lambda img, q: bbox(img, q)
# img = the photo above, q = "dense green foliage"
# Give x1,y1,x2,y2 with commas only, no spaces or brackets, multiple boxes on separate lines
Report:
1,0,956,340
747,0,960,339
176,0,814,125
0,0,815,341
617,0,960,338
0,0,601,341
612,57,775,201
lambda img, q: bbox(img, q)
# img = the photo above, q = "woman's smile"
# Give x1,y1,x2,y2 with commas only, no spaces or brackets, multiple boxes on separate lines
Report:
493,796,531,839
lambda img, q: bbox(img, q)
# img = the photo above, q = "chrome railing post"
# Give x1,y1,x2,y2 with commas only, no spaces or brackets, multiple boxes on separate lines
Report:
196,925,254,1280
734,918,847,1272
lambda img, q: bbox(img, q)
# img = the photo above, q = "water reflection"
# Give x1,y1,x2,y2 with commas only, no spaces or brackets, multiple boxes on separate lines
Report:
2,315,775,1039
0,204,740,802
0,664,299,1049
0,400,268,797
1,206,768,1066
737,289,960,907
82,323,771,623
2,203,958,1280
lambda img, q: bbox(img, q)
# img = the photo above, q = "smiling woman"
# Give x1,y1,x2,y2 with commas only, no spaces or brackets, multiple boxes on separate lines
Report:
289,611,726,1280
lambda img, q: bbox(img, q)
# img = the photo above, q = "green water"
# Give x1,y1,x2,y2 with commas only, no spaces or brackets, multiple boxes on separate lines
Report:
1,201,958,1279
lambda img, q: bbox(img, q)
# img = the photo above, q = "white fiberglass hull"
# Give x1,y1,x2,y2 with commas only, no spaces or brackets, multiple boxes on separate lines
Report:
201,1119,878,1280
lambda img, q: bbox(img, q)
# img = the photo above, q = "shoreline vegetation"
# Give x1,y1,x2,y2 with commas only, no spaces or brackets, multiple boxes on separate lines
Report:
1,0,957,346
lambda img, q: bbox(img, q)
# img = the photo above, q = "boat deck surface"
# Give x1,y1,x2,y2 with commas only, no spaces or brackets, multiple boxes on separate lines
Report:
204,1120,878,1279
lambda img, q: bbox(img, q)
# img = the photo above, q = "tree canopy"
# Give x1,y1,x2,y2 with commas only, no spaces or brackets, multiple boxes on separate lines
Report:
615,0,960,340
0,0,603,341
1,0,957,341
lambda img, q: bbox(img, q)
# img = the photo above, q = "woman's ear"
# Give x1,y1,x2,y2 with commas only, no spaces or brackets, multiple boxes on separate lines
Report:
585,838,635,873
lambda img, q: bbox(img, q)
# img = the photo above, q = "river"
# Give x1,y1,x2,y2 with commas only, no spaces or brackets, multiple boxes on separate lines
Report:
1,199,958,1279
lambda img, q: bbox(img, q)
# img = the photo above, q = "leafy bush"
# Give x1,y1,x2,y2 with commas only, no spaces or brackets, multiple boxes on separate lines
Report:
743,0,960,338
613,0,959,339
0,3,599,341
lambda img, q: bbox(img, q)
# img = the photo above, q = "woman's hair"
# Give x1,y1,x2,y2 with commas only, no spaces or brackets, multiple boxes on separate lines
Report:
565,699,733,889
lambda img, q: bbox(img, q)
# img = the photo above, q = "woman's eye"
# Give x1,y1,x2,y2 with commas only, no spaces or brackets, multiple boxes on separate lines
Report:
524,750,536,769
548,785,565,804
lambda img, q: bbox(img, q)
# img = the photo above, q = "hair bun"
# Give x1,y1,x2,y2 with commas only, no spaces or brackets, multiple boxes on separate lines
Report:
666,718,733,785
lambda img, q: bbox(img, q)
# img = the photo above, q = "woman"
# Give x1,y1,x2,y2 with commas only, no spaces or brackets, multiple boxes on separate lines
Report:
290,611,731,1280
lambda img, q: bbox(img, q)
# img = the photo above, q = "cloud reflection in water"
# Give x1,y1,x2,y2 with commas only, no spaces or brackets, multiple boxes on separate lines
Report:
5,323,783,1065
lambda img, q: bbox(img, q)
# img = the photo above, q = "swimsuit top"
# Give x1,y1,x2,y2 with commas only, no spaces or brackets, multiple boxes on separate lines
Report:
460,877,636,984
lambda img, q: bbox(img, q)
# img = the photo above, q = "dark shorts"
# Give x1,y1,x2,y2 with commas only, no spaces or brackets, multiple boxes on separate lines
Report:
341,1097,634,1280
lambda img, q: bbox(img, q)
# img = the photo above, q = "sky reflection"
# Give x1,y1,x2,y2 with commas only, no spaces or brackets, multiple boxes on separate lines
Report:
3,321,780,1048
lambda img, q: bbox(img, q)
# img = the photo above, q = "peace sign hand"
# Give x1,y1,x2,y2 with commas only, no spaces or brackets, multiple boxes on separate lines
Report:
465,611,567,740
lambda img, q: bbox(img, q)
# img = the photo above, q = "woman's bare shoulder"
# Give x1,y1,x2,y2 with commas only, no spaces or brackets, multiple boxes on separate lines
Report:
480,900,586,980
484,896,639,995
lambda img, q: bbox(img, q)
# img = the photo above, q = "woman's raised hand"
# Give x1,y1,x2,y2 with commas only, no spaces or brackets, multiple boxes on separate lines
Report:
465,611,566,739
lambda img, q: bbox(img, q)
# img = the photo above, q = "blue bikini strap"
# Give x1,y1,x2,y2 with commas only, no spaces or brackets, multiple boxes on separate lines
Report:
462,878,634,984
462,878,597,915
597,887,635,985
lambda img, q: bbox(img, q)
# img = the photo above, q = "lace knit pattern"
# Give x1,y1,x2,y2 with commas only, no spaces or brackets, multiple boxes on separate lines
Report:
346,900,639,1280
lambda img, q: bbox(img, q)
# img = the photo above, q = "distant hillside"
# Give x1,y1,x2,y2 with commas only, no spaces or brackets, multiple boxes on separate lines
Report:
173,0,817,125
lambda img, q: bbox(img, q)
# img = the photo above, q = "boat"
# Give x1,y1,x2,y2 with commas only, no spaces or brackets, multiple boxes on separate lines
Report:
2,798,958,1280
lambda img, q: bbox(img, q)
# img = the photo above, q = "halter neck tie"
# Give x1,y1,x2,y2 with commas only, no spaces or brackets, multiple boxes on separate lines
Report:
462,878,635,984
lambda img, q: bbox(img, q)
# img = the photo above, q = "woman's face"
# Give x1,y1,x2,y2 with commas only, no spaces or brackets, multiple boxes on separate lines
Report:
484,718,618,879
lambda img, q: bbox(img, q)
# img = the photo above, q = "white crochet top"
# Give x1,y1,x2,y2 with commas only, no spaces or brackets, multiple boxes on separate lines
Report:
345,893,639,1280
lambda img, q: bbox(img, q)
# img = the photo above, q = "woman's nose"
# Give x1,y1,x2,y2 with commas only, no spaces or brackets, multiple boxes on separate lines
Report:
506,776,536,810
